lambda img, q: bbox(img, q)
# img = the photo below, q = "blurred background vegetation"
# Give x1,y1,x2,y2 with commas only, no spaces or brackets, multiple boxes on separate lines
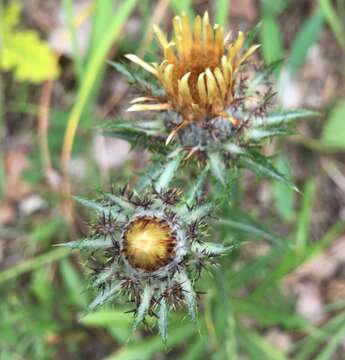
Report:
1,0,345,359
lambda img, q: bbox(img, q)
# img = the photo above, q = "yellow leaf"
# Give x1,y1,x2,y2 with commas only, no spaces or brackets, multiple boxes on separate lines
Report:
1,2,59,83
2,2,21,32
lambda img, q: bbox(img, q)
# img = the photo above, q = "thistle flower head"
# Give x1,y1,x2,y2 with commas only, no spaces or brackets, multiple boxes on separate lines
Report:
126,12,260,143
108,13,317,191
67,187,229,340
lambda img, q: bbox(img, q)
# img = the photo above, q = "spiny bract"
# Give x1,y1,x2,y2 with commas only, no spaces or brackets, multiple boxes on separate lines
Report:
65,187,229,340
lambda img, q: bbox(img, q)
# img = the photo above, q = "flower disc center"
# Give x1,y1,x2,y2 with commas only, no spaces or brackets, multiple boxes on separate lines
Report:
123,216,176,272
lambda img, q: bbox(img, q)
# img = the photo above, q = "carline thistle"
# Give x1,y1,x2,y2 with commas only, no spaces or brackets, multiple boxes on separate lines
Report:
114,12,316,189
66,187,229,340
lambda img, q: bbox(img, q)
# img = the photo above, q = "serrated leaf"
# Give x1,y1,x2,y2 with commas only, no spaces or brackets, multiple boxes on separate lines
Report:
113,59,163,96
181,203,213,223
92,264,118,288
253,109,319,127
89,282,123,310
137,160,163,191
246,127,290,141
59,238,113,250
177,271,197,323
74,196,123,220
185,165,209,207
192,241,234,256
133,285,153,330
101,120,163,150
108,61,135,82
208,152,226,186
321,101,345,149
74,196,109,213
103,193,135,212
155,151,184,192
158,298,168,342
240,152,298,192
246,59,284,94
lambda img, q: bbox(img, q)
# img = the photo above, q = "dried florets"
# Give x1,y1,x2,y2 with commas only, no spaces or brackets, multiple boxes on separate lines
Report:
126,12,260,145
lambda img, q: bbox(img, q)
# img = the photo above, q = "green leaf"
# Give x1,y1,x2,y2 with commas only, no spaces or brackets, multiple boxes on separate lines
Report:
106,323,195,360
208,152,226,186
0,247,70,284
321,101,345,149
314,322,345,360
192,242,234,256
155,151,184,192
60,259,88,308
243,22,262,50
253,109,319,127
31,268,53,306
185,165,209,207
107,61,135,82
260,13,283,65
59,238,113,250
74,195,124,220
158,297,168,342
215,0,230,28
232,298,311,330
137,160,164,191
287,9,324,76
179,339,205,360
246,128,290,141
295,312,345,360
218,214,285,246
246,59,284,94
1,2,59,83
169,0,194,20
177,271,197,323
133,285,153,330
81,309,132,327
273,153,295,221
91,265,117,287
62,0,138,161
102,119,164,151
295,180,316,248
238,327,289,360
89,282,123,310
240,152,298,192
103,192,135,211
318,0,345,51
181,203,213,223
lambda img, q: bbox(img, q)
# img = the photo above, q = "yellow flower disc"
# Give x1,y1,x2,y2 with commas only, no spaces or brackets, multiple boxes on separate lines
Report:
123,216,176,272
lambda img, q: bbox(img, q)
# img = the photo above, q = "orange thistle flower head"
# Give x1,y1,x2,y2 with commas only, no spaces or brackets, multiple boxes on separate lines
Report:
126,12,260,141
